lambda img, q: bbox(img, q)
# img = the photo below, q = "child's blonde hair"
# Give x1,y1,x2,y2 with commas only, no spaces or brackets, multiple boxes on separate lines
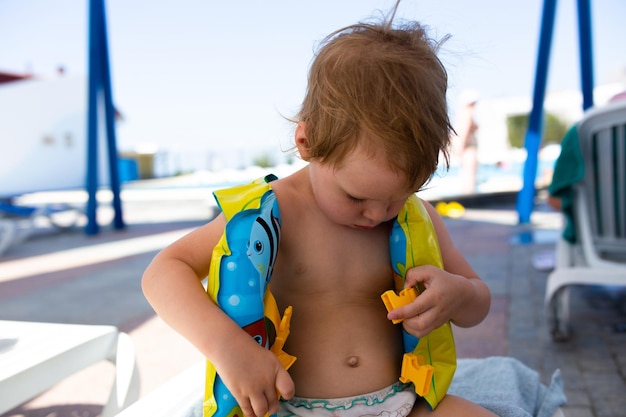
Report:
297,4,452,190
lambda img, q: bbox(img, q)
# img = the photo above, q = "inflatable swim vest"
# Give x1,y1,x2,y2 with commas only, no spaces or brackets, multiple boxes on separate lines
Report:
203,175,456,416
383,193,457,409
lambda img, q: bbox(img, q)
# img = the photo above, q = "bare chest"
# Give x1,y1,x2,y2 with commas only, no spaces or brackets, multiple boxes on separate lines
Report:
270,214,394,303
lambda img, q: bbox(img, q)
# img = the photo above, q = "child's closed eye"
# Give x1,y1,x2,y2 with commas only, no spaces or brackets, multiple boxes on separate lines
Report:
347,195,364,203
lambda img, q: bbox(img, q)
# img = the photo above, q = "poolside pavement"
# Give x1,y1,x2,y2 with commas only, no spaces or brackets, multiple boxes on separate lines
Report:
0,185,624,417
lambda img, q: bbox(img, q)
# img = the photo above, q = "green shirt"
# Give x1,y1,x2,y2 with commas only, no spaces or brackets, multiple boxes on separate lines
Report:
548,125,585,243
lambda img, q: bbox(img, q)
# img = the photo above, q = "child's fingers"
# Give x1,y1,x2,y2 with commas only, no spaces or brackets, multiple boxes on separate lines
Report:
390,299,422,321
402,308,437,337
248,390,271,417
276,368,296,400
245,368,293,417
403,265,436,289
238,398,257,417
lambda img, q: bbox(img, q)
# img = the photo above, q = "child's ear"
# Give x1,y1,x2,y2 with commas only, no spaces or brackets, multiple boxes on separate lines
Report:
295,122,311,160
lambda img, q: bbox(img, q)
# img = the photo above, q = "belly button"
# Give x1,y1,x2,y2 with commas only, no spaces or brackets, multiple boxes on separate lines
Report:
346,356,359,367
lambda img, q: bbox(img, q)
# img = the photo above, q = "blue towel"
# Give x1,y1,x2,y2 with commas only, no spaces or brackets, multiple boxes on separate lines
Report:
450,357,567,417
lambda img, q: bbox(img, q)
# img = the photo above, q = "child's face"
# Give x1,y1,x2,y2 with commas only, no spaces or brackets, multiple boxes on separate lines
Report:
308,144,414,230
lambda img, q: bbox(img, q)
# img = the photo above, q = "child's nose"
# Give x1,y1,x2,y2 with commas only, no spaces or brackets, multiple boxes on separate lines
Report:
363,203,388,223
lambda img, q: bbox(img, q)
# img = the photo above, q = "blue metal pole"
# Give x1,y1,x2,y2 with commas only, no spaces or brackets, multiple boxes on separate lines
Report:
85,0,124,235
516,0,558,224
577,0,594,110
85,0,101,235
96,0,125,230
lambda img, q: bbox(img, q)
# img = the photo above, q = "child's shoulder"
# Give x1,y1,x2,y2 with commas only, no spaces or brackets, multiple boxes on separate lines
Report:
266,170,309,205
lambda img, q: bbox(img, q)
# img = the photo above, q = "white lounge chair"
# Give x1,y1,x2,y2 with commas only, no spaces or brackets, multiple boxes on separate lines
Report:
0,202,82,256
545,100,626,341
0,320,140,416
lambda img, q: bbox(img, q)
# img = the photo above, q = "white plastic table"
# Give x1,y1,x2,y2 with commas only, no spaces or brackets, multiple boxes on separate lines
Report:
0,320,139,416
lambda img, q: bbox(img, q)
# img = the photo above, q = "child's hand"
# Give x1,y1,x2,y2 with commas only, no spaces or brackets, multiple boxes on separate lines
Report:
215,340,295,417
386,265,469,337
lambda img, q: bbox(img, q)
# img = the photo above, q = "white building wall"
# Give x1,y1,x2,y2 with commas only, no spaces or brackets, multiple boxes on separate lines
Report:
470,82,626,165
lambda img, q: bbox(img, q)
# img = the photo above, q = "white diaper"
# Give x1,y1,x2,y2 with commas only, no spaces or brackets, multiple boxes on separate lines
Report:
278,382,416,417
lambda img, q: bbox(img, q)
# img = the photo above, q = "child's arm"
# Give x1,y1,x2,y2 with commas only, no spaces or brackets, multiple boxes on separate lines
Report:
386,200,491,337
142,214,294,417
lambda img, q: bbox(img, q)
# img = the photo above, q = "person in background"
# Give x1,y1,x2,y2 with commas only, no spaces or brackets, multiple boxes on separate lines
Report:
453,90,480,194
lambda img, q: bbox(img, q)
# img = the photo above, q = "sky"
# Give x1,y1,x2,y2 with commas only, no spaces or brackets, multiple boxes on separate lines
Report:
1,0,625,169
